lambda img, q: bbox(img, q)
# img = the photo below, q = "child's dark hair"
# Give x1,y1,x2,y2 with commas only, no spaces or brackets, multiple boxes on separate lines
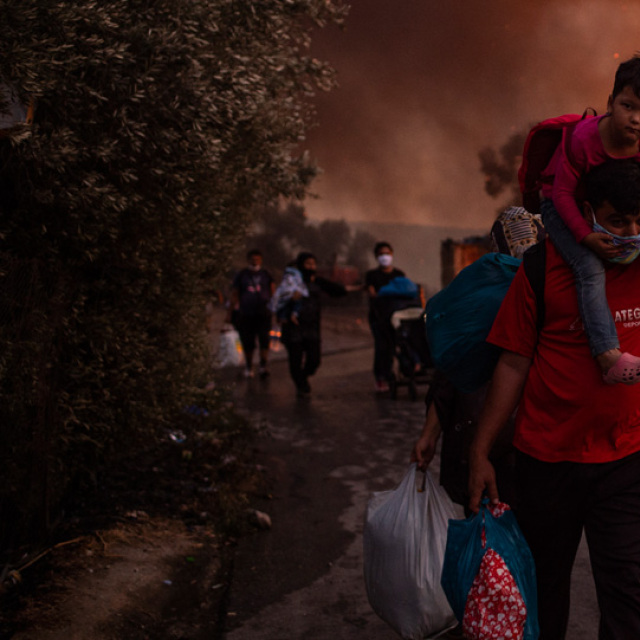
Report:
373,241,392,256
247,248,262,260
585,160,640,215
612,54,640,99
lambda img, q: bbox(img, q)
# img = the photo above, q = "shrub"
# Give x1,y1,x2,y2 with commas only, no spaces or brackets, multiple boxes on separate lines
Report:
0,0,347,553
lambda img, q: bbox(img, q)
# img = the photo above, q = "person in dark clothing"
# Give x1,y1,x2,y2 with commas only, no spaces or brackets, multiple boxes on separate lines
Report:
228,249,275,378
365,241,405,392
412,371,517,511
280,251,346,397
411,207,544,508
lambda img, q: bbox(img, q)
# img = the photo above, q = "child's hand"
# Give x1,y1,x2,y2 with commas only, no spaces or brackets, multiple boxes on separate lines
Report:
582,232,620,260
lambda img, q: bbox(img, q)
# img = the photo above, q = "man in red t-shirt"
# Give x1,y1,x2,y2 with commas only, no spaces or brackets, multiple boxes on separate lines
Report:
469,160,640,639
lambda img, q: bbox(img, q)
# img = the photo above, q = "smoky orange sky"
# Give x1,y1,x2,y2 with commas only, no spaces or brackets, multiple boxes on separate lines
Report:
305,0,640,230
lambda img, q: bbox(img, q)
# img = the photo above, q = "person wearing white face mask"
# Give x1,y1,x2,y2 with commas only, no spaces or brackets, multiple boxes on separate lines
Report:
365,242,406,392
469,160,640,639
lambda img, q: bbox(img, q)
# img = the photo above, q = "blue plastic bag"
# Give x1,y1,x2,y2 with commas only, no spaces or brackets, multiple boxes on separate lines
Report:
441,500,539,640
425,252,521,393
377,276,419,299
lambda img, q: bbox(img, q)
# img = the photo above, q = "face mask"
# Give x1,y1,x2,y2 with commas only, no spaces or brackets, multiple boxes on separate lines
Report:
592,212,640,264
377,254,393,267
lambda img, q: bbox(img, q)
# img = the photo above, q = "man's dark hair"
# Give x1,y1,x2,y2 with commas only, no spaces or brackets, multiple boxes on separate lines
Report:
247,248,262,260
585,160,640,216
612,54,640,99
296,251,316,270
373,241,393,256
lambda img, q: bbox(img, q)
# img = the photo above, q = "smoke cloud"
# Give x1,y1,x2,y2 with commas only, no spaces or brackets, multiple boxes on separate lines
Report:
306,0,640,230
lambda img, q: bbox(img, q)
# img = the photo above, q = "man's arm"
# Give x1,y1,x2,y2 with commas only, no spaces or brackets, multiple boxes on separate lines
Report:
468,350,532,512
411,401,442,471
315,276,347,297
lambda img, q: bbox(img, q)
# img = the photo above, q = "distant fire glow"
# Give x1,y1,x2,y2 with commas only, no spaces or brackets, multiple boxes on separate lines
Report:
307,1,640,230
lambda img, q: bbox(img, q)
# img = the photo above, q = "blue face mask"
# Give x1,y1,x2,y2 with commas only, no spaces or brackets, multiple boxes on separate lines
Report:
592,211,640,264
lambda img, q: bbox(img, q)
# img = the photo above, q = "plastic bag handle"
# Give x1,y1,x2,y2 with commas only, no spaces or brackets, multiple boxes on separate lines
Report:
416,470,427,493
480,496,490,549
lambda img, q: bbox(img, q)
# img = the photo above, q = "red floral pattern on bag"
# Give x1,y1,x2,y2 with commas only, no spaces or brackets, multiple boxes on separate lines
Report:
487,502,510,519
462,548,527,640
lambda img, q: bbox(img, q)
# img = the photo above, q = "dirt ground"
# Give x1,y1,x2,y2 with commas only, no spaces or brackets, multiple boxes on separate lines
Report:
1,460,272,640
0,397,270,640
6,520,226,640
0,304,369,640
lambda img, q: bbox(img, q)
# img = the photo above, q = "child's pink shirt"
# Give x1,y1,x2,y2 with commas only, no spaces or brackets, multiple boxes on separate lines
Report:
541,114,640,243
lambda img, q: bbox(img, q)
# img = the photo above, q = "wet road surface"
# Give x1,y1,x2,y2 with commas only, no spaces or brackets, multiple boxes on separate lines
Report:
219,330,599,639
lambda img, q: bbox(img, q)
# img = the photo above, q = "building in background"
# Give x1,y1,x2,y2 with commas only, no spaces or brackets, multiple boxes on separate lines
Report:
440,235,492,288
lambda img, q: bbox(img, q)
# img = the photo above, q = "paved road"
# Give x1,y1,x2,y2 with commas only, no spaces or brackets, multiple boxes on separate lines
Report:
218,330,599,639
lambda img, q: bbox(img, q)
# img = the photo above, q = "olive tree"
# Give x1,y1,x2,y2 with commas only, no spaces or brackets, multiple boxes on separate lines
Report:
0,0,347,547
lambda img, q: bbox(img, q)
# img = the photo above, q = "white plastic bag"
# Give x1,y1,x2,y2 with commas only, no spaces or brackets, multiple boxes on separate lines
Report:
363,464,461,639
214,326,243,368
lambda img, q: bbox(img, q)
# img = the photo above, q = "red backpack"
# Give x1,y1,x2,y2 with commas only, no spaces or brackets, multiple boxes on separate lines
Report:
518,108,596,214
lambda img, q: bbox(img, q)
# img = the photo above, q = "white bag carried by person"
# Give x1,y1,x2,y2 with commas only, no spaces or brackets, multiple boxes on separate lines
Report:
363,464,461,639
214,325,243,368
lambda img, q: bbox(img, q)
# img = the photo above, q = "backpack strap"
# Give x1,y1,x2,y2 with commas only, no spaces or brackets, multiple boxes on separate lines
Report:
522,240,547,332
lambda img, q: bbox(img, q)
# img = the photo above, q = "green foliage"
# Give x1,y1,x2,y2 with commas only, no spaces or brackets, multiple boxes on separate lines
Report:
245,200,375,277
0,0,347,551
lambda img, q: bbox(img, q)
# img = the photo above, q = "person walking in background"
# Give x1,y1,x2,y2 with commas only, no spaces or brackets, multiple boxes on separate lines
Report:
279,251,346,398
269,261,308,323
365,241,405,393
411,207,544,510
227,249,275,378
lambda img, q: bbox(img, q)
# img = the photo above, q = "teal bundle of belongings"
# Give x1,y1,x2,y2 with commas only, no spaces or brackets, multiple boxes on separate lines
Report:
425,253,521,393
